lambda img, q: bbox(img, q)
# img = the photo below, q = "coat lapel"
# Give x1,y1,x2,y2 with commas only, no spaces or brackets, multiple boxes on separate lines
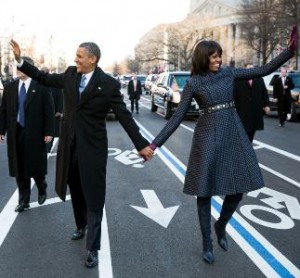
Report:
12,81,19,117
77,67,105,105
25,80,37,110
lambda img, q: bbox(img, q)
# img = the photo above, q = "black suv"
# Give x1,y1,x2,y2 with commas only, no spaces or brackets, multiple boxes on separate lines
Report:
263,72,300,121
150,71,199,119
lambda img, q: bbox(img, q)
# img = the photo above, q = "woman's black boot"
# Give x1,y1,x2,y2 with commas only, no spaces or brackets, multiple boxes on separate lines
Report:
215,193,243,251
214,220,228,251
197,197,214,264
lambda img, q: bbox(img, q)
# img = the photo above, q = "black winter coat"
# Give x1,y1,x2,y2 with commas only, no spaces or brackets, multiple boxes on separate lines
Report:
16,62,149,210
127,80,142,100
273,75,294,100
0,79,55,178
50,87,63,137
234,78,270,132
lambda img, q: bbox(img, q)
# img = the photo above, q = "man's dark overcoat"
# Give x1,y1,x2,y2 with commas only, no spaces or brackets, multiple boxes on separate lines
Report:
234,78,270,132
17,62,148,210
0,79,55,178
273,75,294,100
127,79,142,100
50,87,63,137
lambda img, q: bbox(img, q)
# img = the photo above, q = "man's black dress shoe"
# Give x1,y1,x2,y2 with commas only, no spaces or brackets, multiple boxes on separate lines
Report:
15,203,30,212
71,226,88,240
38,192,47,205
85,250,98,268
38,183,47,205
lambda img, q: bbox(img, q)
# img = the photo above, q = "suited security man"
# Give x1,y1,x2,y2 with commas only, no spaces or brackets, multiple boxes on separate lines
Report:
235,63,270,142
127,73,142,114
273,67,295,127
10,39,153,268
0,56,55,212
40,67,64,153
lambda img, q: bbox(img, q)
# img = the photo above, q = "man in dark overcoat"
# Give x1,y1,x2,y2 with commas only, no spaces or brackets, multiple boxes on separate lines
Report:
127,73,142,113
0,56,55,212
273,67,295,127
10,40,153,268
41,67,64,152
235,63,270,142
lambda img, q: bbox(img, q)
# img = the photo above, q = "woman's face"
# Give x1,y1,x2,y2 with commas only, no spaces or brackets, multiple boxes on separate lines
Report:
208,52,222,72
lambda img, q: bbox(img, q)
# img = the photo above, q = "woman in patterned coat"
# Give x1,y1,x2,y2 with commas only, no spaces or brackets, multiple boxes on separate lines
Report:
149,28,297,264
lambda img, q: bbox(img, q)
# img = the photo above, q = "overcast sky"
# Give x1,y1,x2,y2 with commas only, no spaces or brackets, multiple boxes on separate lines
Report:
0,0,190,68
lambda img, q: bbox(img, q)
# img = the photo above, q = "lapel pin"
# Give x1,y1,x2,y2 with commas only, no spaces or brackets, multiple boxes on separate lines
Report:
98,87,102,90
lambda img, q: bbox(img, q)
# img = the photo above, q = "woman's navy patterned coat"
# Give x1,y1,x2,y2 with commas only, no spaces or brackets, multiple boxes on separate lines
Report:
153,49,294,197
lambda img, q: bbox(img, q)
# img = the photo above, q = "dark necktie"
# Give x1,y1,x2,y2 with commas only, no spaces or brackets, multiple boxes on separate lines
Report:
79,75,87,94
18,82,26,127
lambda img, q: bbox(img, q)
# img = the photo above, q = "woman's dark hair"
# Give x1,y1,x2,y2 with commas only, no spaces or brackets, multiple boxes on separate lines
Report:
191,40,222,75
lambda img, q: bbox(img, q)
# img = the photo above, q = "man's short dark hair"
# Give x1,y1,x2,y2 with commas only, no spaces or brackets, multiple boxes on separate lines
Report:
79,42,101,64
21,56,34,66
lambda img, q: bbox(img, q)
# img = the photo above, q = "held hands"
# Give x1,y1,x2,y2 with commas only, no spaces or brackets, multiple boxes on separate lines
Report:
138,146,154,161
10,39,22,62
288,25,298,52
0,135,5,143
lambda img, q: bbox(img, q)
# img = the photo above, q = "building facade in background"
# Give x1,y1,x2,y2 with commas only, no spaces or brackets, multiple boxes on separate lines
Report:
189,0,254,67
136,0,286,73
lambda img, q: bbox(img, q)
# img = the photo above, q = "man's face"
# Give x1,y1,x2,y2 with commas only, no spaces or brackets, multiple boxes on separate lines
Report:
16,69,28,80
281,68,287,77
74,47,97,73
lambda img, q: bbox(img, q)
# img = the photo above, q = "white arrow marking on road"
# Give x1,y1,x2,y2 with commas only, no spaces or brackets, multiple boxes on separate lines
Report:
130,190,179,228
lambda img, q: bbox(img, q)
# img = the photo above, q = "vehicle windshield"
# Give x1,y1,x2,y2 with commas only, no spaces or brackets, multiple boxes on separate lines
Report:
169,74,190,90
137,76,146,82
291,75,300,88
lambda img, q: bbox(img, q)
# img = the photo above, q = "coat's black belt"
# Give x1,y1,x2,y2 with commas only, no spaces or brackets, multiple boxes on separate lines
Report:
199,101,235,116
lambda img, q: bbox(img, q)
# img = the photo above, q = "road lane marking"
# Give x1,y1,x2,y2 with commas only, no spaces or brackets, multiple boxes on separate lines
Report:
135,119,300,278
259,163,300,189
0,138,113,278
178,122,300,188
99,207,113,278
0,141,60,248
254,140,300,162
130,190,179,228
179,122,300,162
139,100,300,164
0,189,20,247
